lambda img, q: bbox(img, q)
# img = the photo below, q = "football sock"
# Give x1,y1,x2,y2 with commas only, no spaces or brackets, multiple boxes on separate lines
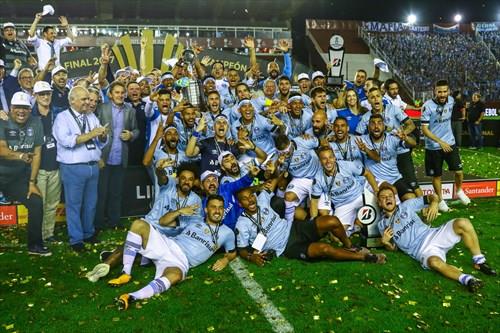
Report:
472,254,486,265
130,277,171,300
284,201,296,224
458,273,474,285
122,231,142,275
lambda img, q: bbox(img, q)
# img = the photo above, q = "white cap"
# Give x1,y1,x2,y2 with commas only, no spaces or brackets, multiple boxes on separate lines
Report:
297,73,309,81
115,68,130,77
200,170,219,182
34,81,53,94
0,59,4,67
217,151,234,166
161,72,174,81
11,92,31,107
131,69,140,75
374,58,389,72
311,71,325,81
51,65,67,76
136,76,152,84
3,22,15,29
42,5,55,16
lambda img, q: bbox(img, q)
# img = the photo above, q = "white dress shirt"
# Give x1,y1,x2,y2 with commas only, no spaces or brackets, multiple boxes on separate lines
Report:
53,109,107,164
27,35,72,70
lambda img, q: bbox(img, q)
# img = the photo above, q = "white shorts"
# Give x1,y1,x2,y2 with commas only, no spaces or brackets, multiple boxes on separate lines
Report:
286,178,313,203
334,196,364,235
318,193,333,213
141,225,190,279
418,219,461,269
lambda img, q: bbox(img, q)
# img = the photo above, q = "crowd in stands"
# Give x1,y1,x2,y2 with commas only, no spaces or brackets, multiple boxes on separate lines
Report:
479,30,500,60
369,32,500,101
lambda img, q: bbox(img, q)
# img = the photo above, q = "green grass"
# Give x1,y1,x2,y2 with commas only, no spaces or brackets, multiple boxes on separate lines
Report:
0,147,499,333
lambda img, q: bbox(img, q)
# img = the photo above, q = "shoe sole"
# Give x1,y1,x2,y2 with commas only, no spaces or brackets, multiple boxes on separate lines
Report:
86,264,110,283
468,280,484,293
108,275,131,287
474,264,497,276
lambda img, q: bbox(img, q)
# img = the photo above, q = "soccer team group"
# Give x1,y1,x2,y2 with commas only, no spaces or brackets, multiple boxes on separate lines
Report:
83,60,497,310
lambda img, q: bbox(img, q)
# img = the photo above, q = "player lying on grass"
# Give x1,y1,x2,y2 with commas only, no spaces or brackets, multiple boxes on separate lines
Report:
89,195,236,310
377,182,496,292
235,173,387,265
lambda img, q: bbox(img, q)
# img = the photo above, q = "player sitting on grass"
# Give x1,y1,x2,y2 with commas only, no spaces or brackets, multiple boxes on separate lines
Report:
377,182,496,292
235,172,386,266
89,195,236,310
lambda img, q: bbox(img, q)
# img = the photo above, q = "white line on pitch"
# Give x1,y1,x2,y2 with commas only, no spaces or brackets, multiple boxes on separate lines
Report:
230,258,294,333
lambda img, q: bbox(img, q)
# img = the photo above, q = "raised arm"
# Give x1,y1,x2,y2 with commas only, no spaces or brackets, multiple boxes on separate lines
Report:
28,13,43,38
59,16,74,41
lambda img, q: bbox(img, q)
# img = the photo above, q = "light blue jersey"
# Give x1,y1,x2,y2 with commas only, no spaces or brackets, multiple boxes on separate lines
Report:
231,113,277,155
201,110,232,139
325,105,338,124
175,221,235,268
173,115,200,152
421,96,455,150
283,136,320,178
362,133,405,184
144,176,202,237
280,108,313,139
153,146,191,178
235,191,292,256
312,160,364,208
329,135,364,166
377,197,434,261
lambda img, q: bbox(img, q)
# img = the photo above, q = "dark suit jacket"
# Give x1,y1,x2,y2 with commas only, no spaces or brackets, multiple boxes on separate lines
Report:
97,102,139,168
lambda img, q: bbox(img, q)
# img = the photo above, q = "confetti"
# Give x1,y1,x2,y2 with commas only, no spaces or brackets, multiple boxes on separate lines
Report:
313,315,320,320
336,317,342,322
444,295,452,300
207,326,215,331
270,285,282,291
343,296,349,301
329,279,338,284
442,302,451,307
408,301,417,306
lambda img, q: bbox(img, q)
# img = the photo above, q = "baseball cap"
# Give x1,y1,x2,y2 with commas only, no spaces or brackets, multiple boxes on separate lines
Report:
51,65,67,76
217,151,235,166
11,92,31,107
0,59,4,67
200,170,220,182
115,68,130,78
311,71,325,81
3,22,15,29
33,81,53,94
297,73,309,81
202,75,216,85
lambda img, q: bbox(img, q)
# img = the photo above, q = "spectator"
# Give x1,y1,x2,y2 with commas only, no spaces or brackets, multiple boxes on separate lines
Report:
467,92,485,150
0,22,36,74
451,90,466,147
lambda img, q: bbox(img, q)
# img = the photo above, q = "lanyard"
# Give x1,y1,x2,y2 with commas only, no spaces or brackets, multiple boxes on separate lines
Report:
323,164,338,195
243,208,266,236
241,119,254,140
335,136,353,161
213,138,228,156
206,222,221,246
175,190,189,210
369,133,386,155
68,109,87,134
388,206,400,228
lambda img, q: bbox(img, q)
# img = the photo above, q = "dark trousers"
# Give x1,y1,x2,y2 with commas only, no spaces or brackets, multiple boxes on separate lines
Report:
95,164,125,230
468,123,483,148
1,175,43,248
451,120,463,147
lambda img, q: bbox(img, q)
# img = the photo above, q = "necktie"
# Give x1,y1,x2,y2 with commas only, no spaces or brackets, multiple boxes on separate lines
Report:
49,42,55,58
79,114,88,132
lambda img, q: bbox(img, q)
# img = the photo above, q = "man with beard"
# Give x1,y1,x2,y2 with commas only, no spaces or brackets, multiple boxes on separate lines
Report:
114,195,235,310
169,102,199,152
231,99,285,156
126,81,147,166
383,79,420,112
27,13,74,70
422,80,470,212
0,22,35,73
330,116,379,185
361,114,416,202
377,182,496,293
136,76,151,98
277,76,292,102
274,134,321,224
281,93,312,139
144,89,173,148
200,164,261,230
95,81,139,231
356,87,421,196
225,82,259,123
311,146,378,236
0,92,47,255
50,65,70,115
86,163,203,283
305,110,331,146
218,142,267,184
186,114,239,173
310,86,337,123
198,90,231,139
265,40,292,81
235,181,386,266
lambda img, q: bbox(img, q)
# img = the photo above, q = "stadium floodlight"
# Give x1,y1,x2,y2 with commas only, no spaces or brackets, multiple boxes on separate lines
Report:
454,14,462,23
407,14,417,24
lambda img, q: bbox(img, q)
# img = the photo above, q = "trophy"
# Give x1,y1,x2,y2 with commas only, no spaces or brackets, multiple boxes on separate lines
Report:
327,34,345,88
358,189,383,248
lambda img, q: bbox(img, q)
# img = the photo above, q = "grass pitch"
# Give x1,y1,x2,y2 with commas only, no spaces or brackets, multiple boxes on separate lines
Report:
0,148,499,333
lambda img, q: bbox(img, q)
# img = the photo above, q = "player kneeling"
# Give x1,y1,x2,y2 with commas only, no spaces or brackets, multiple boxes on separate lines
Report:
377,183,496,292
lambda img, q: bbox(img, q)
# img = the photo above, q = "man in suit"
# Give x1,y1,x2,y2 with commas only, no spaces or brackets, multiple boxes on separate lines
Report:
95,81,139,231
